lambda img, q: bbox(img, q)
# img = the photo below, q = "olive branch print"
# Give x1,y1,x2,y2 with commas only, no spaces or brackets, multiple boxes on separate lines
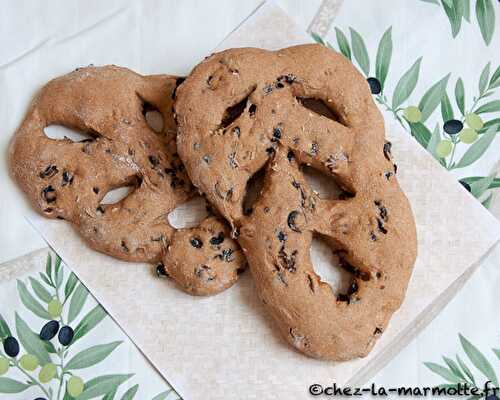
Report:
311,28,500,208
0,253,178,400
425,334,500,399
419,0,496,46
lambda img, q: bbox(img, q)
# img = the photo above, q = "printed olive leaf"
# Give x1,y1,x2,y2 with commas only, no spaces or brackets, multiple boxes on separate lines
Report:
469,175,495,198
455,124,497,168
349,27,370,76
459,334,498,387
441,0,463,38
152,390,175,400
441,92,454,122
454,78,466,116
493,349,500,361
0,377,30,394
77,374,134,400
409,122,432,148
15,312,51,366
55,255,64,289
39,272,52,287
418,73,450,122
461,0,471,22
68,283,89,324
71,304,107,345
460,176,500,189
475,100,500,114
427,124,444,163
121,384,139,400
29,277,52,303
45,253,53,284
64,272,79,301
479,118,500,134
420,0,440,4
310,31,326,46
442,356,466,381
375,27,392,92
423,362,461,383
490,65,500,89
476,0,495,46
456,354,476,384
17,280,51,320
479,62,491,95
335,27,351,60
0,314,11,339
392,57,422,109
482,192,493,208
103,388,117,400
64,341,122,370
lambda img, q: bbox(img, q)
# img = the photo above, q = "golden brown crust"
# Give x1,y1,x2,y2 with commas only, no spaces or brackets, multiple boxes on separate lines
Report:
9,65,245,296
175,44,417,359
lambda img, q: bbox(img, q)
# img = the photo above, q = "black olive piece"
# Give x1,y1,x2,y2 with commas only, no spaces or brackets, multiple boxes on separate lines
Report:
121,241,129,252
39,165,59,179
287,210,302,233
190,237,203,248
93,187,99,194
367,77,382,94
3,336,20,357
384,171,393,180
58,326,74,346
310,142,319,155
287,150,294,161
383,141,392,161
273,126,282,140
156,263,169,278
203,155,212,164
348,282,358,295
374,327,383,335
62,171,74,186
393,164,398,174
459,180,472,192
148,155,160,166
40,320,60,341
443,119,463,135
277,231,287,242
263,85,273,94
42,186,56,203
370,232,377,241
233,126,241,137
266,147,275,155
249,104,256,116
219,248,234,262
210,232,224,245
377,219,388,234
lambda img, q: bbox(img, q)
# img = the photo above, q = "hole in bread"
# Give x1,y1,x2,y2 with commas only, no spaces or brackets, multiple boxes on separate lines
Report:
44,125,98,142
168,196,209,228
242,162,268,215
301,165,344,200
310,233,353,295
100,186,134,205
297,98,339,122
220,96,248,129
142,102,164,133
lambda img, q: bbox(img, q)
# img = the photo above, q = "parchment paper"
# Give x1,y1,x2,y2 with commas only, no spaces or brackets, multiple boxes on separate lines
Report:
26,2,500,399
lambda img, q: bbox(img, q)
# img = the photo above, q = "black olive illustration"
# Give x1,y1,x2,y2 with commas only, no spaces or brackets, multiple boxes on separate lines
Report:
58,326,74,346
40,320,60,341
443,119,463,135
3,336,20,357
367,77,381,94
34,398,48,400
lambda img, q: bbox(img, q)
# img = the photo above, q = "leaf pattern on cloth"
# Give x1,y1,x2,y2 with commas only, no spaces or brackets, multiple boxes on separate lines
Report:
420,0,496,45
312,23,500,208
0,253,180,400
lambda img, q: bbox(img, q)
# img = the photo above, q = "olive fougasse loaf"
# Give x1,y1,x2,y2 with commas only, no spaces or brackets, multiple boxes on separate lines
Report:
175,44,418,360
9,65,245,296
